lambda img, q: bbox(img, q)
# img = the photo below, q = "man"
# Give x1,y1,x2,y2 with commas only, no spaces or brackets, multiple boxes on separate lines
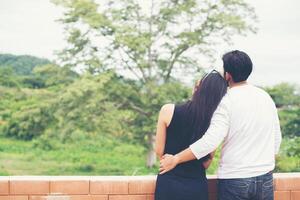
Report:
159,50,282,200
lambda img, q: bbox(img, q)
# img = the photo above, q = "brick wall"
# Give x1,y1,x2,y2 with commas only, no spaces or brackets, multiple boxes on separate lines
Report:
0,173,299,200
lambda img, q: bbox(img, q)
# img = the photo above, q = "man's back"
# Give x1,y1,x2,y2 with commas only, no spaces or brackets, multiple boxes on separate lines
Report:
218,84,281,178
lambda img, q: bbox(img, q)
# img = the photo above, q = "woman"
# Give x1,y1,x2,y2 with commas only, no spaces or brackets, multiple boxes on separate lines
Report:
154,70,227,200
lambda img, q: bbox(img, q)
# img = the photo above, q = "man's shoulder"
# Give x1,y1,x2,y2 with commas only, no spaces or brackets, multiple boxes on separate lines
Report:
228,84,271,99
217,93,232,111
227,84,275,107
251,85,274,102
252,85,270,95
220,92,232,105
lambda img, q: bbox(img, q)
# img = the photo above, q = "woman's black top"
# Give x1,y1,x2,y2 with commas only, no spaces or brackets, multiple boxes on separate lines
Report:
162,104,207,178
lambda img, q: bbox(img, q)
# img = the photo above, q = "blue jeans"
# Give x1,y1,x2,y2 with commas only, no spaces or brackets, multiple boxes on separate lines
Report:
217,171,274,200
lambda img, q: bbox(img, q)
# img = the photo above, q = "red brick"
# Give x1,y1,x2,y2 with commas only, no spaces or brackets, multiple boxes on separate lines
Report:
90,178,128,195
0,180,9,195
0,196,28,200
30,195,91,200
275,177,300,191
50,180,89,194
291,191,300,200
60,195,91,200
90,195,108,200
30,196,64,200
10,180,49,195
274,191,291,200
70,196,91,200
128,179,155,194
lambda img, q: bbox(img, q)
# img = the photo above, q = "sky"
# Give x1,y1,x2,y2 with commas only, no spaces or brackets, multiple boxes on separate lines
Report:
0,0,300,86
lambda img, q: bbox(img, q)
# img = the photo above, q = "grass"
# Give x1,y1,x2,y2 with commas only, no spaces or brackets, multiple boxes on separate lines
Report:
1,135,299,176
0,136,160,175
0,135,220,176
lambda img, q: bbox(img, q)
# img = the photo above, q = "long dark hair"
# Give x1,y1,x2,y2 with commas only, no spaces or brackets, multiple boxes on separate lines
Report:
184,70,228,143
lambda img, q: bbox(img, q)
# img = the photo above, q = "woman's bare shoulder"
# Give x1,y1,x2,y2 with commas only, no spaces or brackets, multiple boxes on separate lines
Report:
159,104,175,126
160,103,175,114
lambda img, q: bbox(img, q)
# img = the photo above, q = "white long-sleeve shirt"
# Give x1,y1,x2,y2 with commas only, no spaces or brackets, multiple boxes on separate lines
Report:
190,84,282,179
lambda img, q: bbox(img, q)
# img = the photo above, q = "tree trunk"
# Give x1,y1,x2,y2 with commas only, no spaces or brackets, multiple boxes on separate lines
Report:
146,134,156,168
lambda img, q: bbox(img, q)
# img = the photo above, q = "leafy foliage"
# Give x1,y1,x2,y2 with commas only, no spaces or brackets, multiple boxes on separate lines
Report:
1,87,55,140
0,54,50,75
266,83,300,138
265,83,300,108
2,72,133,141
280,108,300,138
276,138,300,172
0,54,77,89
53,0,257,79
32,64,79,87
0,67,22,88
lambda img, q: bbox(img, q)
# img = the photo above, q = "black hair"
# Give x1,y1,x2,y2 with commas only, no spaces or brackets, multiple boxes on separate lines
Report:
222,50,253,82
183,71,228,144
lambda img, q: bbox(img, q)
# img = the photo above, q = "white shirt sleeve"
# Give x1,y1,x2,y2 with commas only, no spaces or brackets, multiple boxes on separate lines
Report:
190,95,231,159
273,105,282,155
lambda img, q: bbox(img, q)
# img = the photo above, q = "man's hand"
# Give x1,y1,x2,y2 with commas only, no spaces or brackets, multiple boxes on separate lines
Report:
159,148,197,174
159,154,179,174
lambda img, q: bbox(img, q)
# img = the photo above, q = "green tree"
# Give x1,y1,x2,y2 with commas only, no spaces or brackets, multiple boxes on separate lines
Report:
4,104,54,140
2,72,137,144
0,54,50,75
47,72,136,142
1,86,56,140
32,64,79,87
284,108,300,138
18,64,78,89
53,0,257,167
266,83,300,138
265,83,300,108
0,66,21,88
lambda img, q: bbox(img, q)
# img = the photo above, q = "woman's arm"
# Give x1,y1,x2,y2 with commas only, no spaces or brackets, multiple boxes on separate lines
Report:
202,150,216,169
155,104,174,159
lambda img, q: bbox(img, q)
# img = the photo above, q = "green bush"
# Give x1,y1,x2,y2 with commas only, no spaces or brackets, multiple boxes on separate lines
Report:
4,105,54,140
275,138,300,172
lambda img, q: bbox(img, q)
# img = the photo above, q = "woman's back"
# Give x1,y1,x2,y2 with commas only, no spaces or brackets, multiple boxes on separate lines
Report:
155,104,208,200
162,104,207,178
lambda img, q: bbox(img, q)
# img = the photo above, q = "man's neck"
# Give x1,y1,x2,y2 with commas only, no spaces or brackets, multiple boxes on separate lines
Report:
229,81,248,88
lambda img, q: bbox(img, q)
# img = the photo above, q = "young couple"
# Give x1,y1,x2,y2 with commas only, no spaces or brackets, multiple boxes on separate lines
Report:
154,50,282,200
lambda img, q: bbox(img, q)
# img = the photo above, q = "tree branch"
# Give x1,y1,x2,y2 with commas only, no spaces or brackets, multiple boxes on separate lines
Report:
147,0,155,78
165,44,189,81
117,48,142,80
122,101,151,117
120,46,148,83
